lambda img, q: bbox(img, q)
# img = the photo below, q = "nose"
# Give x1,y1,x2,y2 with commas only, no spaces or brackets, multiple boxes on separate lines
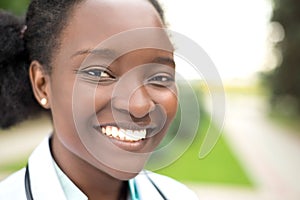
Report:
129,86,155,118
113,86,155,119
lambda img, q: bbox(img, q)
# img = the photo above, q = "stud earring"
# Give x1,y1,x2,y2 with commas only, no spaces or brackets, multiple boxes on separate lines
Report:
41,98,48,106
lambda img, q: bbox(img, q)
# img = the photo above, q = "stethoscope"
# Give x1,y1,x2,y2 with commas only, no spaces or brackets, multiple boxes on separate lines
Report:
25,165,167,200
24,165,33,200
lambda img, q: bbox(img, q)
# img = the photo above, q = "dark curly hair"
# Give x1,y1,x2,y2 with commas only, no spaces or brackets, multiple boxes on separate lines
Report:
0,0,166,129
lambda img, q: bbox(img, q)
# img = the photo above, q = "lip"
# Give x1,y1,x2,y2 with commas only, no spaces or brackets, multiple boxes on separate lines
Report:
107,135,148,152
93,122,157,152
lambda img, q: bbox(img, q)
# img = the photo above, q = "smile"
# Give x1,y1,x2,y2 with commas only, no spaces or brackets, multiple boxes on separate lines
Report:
98,125,147,142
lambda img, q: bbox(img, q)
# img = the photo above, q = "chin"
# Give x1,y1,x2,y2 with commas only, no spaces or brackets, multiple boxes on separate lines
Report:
110,170,141,181
94,161,144,181
84,151,148,181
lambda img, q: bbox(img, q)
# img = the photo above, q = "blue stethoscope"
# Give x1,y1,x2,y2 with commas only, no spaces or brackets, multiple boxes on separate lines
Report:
25,165,167,200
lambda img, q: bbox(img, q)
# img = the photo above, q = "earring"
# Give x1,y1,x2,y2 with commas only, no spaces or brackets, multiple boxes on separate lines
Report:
40,98,48,106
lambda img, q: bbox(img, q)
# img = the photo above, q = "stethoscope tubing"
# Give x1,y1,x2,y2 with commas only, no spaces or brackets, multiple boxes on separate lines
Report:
25,165,34,200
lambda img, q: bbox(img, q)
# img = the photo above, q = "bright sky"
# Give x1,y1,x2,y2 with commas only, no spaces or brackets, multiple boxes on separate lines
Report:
160,0,273,80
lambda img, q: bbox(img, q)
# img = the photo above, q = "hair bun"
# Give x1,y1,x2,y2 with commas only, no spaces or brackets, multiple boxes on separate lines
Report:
0,10,43,129
0,10,26,65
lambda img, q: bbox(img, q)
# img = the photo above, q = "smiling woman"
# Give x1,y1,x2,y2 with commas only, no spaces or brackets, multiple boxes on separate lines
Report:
0,0,198,199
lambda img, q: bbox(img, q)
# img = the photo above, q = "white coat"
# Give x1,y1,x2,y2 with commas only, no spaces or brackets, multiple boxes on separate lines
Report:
0,137,199,200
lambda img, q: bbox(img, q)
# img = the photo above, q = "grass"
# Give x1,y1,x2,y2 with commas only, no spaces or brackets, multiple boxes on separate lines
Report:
0,154,28,180
154,114,252,186
0,159,27,174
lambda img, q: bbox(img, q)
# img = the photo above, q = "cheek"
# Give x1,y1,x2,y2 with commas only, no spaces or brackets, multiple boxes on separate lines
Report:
165,93,178,119
141,84,177,155
50,79,74,126
58,83,113,131
49,76,78,145
49,80,116,169
146,88,177,148
49,75,96,147
149,87,178,122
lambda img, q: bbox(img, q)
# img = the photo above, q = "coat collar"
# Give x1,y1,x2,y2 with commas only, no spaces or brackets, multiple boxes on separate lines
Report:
28,137,67,200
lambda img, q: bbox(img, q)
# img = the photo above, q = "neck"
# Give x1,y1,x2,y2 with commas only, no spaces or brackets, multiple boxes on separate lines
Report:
50,134,127,200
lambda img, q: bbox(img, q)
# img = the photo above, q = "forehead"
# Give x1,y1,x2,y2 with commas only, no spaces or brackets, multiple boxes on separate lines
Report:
51,0,174,70
60,0,165,51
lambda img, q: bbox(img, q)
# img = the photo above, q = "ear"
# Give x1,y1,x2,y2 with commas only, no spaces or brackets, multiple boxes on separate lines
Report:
29,61,51,109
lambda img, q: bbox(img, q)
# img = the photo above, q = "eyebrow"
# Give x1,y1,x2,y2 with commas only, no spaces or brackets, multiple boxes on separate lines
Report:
71,48,117,58
151,56,175,68
72,48,175,67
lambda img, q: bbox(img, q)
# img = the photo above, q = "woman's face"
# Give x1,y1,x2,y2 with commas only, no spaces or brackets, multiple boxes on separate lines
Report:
47,0,177,179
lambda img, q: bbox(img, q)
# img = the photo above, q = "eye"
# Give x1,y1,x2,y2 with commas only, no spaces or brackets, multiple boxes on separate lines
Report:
85,68,111,78
147,73,175,87
150,76,172,82
76,65,116,83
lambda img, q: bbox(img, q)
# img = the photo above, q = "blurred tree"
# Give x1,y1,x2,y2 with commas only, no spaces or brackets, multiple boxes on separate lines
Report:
264,0,300,116
0,0,30,15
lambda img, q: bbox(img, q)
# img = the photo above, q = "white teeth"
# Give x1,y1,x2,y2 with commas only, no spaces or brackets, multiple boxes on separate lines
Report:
133,130,147,139
127,130,133,137
111,127,118,137
119,129,125,140
106,126,112,136
101,126,146,142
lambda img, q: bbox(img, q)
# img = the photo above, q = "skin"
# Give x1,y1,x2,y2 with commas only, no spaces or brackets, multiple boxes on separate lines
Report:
29,0,177,199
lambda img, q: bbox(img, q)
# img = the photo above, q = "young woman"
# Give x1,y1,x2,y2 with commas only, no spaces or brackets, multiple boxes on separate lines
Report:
0,0,198,199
